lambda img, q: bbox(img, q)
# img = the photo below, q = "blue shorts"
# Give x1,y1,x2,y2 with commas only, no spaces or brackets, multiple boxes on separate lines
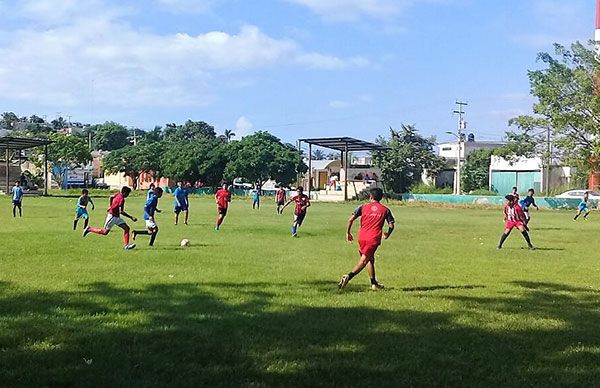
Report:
295,212,306,226
578,203,589,212
174,204,188,213
76,208,89,219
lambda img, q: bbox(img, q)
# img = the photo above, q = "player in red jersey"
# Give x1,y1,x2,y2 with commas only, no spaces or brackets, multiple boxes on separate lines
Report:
83,186,138,250
275,185,286,214
215,183,232,230
281,186,311,237
498,194,535,250
338,188,394,291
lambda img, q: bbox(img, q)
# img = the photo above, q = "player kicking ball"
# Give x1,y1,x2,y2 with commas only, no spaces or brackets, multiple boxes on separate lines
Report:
83,186,137,250
573,191,591,221
281,186,311,237
215,183,232,230
73,189,95,230
497,194,535,250
133,187,163,246
338,188,395,291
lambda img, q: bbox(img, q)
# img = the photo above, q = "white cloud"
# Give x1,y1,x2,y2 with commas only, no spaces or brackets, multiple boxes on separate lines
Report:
0,2,369,110
329,100,351,109
235,116,254,137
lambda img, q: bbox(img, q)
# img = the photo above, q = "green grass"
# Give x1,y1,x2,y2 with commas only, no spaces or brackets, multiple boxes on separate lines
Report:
1,196,600,387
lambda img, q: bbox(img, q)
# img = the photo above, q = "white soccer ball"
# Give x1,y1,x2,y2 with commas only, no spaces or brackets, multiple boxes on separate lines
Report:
180,239,190,247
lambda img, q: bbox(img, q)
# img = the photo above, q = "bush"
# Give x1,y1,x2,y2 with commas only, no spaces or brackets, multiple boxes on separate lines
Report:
409,183,453,194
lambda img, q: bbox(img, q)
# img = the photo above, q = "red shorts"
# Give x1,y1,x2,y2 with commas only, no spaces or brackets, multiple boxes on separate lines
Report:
505,220,525,230
358,240,380,258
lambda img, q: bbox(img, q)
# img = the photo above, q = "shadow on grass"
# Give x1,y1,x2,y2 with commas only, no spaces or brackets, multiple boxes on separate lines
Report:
1,280,600,386
401,285,485,292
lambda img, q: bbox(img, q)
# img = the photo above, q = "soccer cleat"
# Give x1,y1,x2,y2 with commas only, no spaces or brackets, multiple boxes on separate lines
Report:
124,243,136,250
371,283,385,291
529,245,536,251
338,275,350,290
82,226,91,237
132,231,137,241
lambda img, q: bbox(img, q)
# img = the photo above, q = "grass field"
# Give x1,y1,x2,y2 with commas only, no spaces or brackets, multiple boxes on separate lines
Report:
1,195,600,387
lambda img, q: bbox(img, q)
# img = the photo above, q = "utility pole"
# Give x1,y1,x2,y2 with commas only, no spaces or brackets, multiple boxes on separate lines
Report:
453,101,468,195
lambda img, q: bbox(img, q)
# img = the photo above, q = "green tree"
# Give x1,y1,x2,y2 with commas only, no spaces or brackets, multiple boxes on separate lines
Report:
373,125,445,194
513,42,600,178
311,149,326,160
103,143,163,189
164,120,216,141
44,133,92,188
1,112,20,129
90,122,130,151
224,131,306,185
461,149,494,192
161,138,227,185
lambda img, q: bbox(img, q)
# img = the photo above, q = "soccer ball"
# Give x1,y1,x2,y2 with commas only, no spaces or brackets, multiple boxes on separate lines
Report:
180,239,190,247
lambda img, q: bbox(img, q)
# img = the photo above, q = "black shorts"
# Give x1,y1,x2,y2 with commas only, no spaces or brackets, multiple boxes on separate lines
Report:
12,200,21,206
295,212,306,225
276,200,285,206
218,207,228,216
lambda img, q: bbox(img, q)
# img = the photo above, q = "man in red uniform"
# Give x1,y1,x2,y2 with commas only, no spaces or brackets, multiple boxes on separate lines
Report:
498,194,535,250
83,186,138,250
215,183,232,231
338,188,394,291
275,186,286,214
282,186,311,237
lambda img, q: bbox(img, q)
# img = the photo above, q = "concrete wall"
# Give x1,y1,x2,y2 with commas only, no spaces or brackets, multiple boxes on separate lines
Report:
402,193,590,209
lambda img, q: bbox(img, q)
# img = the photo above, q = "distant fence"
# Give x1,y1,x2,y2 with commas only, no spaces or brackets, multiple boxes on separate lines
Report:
401,194,593,210
162,187,278,197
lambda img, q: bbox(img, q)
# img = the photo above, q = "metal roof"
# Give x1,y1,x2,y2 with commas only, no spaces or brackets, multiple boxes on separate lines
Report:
0,136,53,152
298,137,388,152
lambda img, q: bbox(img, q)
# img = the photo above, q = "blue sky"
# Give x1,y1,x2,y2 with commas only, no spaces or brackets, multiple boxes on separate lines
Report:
0,0,593,144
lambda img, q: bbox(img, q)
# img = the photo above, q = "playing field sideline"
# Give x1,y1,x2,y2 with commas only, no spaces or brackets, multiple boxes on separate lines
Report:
1,196,599,386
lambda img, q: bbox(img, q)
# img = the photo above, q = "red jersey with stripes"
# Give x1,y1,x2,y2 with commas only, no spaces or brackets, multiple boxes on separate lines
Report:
354,202,395,242
108,193,125,217
215,189,232,209
504,203,526,222
291,194,310,215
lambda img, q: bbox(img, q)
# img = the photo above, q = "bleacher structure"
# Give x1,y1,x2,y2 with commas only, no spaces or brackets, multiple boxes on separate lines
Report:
0,137,53,196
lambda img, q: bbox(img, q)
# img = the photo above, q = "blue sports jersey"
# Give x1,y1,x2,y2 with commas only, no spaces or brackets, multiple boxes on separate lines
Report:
519,196,536,210
144,195,159,220
252,189,260,200
12,186,23,201
173,187,188,204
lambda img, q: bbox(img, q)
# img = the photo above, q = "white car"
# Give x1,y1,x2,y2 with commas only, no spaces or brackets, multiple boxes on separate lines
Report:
555,190,600,200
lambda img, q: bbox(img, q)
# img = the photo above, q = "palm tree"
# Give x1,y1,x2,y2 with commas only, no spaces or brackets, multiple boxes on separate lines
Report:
224,129,236,142
312,149,326,160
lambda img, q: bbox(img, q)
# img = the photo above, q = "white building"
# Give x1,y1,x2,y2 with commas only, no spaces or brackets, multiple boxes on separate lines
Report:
436,135,505,188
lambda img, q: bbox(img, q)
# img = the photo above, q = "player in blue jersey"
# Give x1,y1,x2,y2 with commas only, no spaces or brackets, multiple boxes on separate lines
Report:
133,187,163,246
73,189,95,230
11,180,24,217
518,188,538,225
574,191,591,221
173,181,189,225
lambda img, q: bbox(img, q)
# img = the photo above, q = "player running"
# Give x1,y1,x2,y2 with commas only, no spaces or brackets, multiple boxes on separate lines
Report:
510,186,520,201
281,186,311,237
338,188,394,291
518,188,538,225
11,180,24,217
83,186,138,250
73,189,95,230
133,187,163,246
574,191,591,221
215,183,232,230
275,186,286,214
173,181,189,225
497,194,535,250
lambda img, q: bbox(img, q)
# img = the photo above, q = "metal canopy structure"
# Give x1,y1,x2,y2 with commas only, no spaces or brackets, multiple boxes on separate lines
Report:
0,136,53,195
298,137,388,201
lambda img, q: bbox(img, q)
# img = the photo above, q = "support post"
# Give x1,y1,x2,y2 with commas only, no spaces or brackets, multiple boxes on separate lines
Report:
344,142,349,201
297,140,301,188
308,143,312,196
5,144,9,194
44,144,49,196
